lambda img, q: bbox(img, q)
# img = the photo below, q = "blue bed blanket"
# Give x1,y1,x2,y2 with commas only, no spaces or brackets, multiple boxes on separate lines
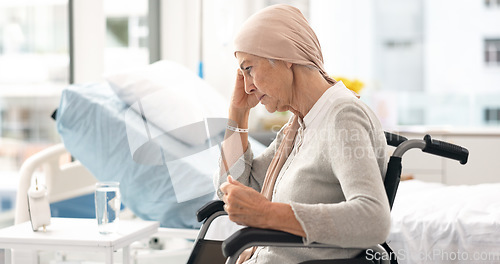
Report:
56,82,265,228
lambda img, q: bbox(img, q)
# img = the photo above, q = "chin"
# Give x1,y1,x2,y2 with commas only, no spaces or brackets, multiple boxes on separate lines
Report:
264,104,277,113
277,107,289,112
265,107,277,113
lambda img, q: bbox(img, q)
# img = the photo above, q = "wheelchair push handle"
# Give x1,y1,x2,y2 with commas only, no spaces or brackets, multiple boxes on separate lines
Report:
384,132,408,147
422,134,469,165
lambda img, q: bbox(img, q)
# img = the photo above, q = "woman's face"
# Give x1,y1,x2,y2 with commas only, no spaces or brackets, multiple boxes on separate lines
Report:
236,52,294,113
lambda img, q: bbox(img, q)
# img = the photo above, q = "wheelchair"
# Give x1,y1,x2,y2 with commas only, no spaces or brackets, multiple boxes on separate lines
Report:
187,132,469,264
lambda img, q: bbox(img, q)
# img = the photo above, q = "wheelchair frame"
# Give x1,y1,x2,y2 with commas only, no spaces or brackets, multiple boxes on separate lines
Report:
188,132,469,264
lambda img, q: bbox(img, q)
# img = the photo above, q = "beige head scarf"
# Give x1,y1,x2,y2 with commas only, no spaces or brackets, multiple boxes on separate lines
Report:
233,5,331,263
234,4,336,85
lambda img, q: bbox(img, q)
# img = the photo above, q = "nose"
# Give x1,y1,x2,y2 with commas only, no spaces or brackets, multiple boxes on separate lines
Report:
243,75,256,95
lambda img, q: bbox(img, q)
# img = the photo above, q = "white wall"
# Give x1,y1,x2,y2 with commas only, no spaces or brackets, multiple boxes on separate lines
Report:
202,0,267,101
160,0,201,77
397,130,500,185
72,0,105,84
310,0,375,87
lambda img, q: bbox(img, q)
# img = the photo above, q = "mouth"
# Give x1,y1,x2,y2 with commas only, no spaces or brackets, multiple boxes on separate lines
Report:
259,95,266,101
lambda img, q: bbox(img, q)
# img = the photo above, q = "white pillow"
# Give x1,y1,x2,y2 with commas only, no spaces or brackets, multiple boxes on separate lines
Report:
106,60,229,146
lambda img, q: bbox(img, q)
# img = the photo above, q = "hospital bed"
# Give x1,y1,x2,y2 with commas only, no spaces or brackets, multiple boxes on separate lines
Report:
15,144,96,225
387,180,500,264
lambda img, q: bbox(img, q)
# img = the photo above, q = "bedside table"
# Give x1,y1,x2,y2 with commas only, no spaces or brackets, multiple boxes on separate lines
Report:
0,217,159,264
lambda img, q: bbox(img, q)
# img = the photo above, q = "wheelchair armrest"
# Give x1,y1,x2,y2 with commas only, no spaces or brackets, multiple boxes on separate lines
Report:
222,227,387,264
222,227,303,257
197,200,225,222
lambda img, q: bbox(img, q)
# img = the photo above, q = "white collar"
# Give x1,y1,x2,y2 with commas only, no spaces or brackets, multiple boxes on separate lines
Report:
302,81,355,129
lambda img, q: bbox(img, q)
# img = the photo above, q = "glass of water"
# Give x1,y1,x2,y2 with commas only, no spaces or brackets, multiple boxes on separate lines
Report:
95,182,121,234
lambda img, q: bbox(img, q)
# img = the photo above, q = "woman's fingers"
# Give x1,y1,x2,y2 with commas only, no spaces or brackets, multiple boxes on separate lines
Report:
227,175,245,186
221,176,239,195
220,182,230,196
221,179,247,215
230,68,259,110
221,174,273,227
235,69,244,89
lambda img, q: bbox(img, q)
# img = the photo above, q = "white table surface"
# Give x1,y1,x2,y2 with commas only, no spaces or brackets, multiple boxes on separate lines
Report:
0,217,159,249
0,218,159,264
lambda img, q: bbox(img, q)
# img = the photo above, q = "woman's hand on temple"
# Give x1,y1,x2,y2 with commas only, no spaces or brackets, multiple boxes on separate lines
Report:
220,176,272,228
230,69,259,111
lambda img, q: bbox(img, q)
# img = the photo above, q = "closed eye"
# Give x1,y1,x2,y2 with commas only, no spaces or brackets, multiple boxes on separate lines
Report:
244,66,252,75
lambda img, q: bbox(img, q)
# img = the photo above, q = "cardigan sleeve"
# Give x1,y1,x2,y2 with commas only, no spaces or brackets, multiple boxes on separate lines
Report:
290,102,391,248
214,125,286,199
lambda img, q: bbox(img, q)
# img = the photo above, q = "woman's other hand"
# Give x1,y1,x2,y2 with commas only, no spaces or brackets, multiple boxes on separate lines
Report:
230,69,259,111
220,175,272,227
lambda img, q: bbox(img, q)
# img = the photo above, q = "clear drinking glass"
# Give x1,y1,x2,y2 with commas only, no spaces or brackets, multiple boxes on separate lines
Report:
95,182,121,234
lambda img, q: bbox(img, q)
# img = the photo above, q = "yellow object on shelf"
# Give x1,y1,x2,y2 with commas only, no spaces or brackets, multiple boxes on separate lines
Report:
333,76,364,94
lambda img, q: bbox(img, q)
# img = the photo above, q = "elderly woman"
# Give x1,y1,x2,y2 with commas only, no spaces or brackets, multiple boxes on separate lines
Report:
216,4,390,263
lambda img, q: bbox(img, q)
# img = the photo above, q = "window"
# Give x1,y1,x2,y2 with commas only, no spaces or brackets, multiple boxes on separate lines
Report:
485,39,500,66
104,0,150,73
484,107,500,124
0,1,68,173
485,0,500,7
360,0,500,128
0,2,69,92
